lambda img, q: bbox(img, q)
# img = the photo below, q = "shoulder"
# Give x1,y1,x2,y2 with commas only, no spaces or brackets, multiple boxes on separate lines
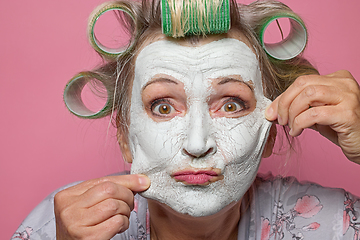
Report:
254,173,349,203
11,181,81,240
252,174,360,239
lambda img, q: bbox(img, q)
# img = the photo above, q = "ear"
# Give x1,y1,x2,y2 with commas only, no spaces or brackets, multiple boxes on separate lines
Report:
117,130,133,163
262,123,277,158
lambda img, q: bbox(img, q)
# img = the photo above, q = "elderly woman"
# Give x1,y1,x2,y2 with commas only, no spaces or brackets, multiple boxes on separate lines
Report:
13,0,360,239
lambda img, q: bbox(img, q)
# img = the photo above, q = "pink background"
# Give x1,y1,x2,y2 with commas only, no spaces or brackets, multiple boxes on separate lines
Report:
1,0,359,239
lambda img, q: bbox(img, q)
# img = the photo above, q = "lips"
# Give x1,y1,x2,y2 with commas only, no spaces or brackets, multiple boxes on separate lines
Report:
172,170,223,185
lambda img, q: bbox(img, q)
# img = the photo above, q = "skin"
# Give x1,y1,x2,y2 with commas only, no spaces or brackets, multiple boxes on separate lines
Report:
265,70,360,163
147,199,241,240
55,34,360,240
54,174,150,240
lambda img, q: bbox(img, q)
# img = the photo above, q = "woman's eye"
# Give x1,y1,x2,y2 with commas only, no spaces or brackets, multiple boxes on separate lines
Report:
223,102,239,112
221,100,244,113
152,102,175,115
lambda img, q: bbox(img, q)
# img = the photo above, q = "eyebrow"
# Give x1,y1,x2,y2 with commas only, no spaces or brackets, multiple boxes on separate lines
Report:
142,78,178,91
217,77,254,91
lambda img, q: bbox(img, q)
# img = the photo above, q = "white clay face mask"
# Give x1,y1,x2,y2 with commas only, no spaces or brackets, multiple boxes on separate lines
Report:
129,38,272,217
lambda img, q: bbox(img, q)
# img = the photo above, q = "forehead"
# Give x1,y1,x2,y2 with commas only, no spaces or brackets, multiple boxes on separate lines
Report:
134,38,263,93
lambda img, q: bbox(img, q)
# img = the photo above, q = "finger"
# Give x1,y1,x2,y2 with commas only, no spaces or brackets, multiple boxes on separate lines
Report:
79,181,135,209
326,69,354,79
95,214,130,238
275,75,315,125
55,184,134,227
325,70,359,95
275,74,345,125
288,85,341,129
64,174,150,196
75,214,130,240
108,174,151,192
83,198,132,226
265,98,279,121
289,105,340,137
265,72,357,123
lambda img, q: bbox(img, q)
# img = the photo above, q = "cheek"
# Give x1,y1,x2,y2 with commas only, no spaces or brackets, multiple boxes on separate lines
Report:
129,80,186,164
213,114,265,163
129,113,185,163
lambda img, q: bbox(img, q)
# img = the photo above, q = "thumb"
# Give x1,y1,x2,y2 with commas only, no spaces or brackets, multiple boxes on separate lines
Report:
109,174,151,192
265,98,279,121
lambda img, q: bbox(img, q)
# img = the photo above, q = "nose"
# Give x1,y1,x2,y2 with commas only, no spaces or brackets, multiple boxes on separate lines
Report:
183,104,217,158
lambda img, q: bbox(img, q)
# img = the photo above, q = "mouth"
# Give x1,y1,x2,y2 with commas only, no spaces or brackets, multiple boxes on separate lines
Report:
172,170,224,185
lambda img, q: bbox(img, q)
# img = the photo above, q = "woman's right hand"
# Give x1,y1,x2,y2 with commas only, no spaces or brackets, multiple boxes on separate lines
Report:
54,174,150,240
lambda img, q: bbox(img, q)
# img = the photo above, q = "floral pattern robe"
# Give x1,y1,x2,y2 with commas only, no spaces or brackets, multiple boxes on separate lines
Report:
12,175,360,240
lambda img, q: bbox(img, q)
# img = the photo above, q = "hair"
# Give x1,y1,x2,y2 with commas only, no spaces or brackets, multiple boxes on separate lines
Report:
75,0,318,145
165,0,225,37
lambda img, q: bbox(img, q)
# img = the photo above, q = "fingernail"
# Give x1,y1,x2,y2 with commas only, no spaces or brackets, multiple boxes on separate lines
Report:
289,128,294,136
138,175,150,187
277,115,283,125
265,105,274,120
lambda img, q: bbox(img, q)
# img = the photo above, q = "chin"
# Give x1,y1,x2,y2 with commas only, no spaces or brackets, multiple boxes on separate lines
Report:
140,189,236,217
139,173,252,217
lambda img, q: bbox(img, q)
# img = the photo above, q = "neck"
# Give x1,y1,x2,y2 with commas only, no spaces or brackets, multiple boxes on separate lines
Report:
148,199,241,240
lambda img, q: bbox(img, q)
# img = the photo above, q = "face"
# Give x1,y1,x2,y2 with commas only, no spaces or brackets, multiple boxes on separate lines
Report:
128,37,272,217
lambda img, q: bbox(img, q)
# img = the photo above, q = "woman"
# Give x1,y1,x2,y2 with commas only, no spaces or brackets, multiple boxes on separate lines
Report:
14,0,360,239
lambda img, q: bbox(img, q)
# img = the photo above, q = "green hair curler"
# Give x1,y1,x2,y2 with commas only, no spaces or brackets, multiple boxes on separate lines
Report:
259,14,307,60
63,73,111,119
161,0,231,37
88,2,136,58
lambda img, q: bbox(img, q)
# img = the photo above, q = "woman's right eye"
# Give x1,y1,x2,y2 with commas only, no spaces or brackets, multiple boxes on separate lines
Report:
151,100,176,117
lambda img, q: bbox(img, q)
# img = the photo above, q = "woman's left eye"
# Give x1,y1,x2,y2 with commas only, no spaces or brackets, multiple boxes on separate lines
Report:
221,99,245,113
223,102,240,112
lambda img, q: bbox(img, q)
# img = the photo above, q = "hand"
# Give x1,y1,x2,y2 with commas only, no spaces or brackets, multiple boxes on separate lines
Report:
54,174,150,240
265,70,360,164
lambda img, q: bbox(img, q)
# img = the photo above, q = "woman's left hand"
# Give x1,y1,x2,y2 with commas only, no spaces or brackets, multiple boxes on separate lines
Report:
265,70,360,164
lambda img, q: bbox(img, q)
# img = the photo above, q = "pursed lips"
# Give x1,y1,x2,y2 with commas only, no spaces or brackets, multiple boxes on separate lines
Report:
172,170,224,185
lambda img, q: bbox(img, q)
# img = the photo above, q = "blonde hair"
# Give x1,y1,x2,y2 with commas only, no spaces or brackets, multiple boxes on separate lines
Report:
73,0,318,142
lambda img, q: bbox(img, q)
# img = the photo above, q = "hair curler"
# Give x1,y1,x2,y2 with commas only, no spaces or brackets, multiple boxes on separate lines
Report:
259,14,307,60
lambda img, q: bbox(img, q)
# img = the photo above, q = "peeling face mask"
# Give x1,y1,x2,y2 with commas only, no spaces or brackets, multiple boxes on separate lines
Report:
129,38,272,217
